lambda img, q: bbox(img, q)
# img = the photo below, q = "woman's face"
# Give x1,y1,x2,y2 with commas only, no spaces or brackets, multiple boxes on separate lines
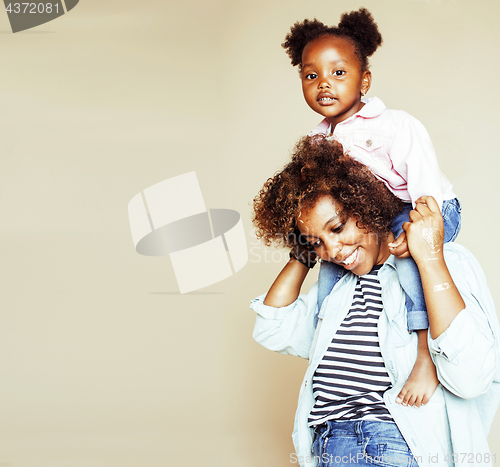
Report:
298,195,392,276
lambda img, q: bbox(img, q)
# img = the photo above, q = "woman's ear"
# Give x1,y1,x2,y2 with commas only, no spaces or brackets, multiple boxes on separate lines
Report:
361,71,372,96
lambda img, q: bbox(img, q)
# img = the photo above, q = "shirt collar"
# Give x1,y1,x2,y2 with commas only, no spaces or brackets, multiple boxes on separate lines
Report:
382,254,397,270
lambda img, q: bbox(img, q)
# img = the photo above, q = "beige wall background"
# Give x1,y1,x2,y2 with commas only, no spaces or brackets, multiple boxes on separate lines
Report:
0,0,498,465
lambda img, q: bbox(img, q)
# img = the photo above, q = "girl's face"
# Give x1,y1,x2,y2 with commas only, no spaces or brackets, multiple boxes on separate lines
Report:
301,35,371,127
298,195,392,276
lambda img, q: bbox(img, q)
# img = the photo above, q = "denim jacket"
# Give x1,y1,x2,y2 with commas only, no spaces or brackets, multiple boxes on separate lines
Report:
251,244,500,467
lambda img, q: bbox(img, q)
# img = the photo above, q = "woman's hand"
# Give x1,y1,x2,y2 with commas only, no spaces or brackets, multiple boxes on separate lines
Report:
402,196,445,266
288,228,318,269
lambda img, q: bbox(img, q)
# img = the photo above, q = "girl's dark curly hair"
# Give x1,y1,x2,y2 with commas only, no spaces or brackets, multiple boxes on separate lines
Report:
282,8,382,72
252,135,403,249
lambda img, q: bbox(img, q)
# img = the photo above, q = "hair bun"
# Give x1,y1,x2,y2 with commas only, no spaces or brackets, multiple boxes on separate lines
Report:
338,8,382,58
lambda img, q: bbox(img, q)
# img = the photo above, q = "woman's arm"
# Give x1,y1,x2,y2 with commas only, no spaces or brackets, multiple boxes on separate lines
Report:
251,258,317,359
403,196,499,398
402,196,465,339
263,257,310,307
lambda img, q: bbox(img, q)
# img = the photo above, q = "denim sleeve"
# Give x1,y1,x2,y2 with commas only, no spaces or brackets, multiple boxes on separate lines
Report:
429,308,497,398
428,245,500,399
250,283,318,359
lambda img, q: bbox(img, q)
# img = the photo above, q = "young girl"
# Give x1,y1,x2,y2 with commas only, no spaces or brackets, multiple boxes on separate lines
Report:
282,8,461,407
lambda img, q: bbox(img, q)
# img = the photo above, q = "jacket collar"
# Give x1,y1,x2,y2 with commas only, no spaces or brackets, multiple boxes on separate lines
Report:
356,96,386,118
309,96,387,135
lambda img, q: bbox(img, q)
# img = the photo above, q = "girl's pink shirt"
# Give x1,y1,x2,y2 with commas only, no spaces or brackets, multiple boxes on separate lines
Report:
309,97,456,209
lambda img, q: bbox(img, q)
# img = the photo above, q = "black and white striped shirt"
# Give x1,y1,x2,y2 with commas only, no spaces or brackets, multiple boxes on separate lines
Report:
308,265,393,426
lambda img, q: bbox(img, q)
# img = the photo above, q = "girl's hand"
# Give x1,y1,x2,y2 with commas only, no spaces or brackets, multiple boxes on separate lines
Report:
388,232,410,258
402,196,445,265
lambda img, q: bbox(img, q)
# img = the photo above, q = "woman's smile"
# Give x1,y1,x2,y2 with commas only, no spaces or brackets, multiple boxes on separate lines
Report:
298,195,392,276
339,247,359,267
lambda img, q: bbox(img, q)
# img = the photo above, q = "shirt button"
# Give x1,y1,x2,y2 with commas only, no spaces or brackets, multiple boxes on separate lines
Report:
366,139,373,147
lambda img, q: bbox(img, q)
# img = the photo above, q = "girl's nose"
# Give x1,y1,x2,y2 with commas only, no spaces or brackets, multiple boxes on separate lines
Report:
318,78,330,89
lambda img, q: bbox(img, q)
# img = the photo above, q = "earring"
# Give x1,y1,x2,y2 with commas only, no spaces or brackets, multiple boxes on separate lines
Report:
361,90,366,97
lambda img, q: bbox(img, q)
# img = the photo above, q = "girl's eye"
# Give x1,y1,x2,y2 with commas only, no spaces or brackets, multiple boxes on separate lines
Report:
305,73,317,80
333,70,346,77
332,224,344,233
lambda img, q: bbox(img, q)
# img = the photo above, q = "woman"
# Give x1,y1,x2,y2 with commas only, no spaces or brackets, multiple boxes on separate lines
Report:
251,136,500,467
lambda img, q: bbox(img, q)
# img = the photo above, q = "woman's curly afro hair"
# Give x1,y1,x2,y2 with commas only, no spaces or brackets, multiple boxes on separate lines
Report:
252,135,403,249
282,7,382,72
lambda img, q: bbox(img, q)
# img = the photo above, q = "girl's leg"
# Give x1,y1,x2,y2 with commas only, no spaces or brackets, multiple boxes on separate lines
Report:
392,204,427,331
317,261,345,318
394,199,461,405
394,198,462,332
393,198,461,241
393,257,428,330
441,198,462,243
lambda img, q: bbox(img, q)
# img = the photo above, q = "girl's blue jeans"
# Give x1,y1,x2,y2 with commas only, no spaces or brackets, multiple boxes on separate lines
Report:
316,198,462,331
312,420,419,467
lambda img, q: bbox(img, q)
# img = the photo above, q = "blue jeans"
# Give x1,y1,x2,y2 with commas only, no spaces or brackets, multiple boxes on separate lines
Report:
316,198,462,331
312,420,419,467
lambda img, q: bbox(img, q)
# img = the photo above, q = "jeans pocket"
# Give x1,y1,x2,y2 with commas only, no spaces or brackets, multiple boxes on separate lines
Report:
365,438,415,467
312,426,329,462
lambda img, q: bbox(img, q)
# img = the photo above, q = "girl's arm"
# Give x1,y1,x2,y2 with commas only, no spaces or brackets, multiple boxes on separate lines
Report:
263,257,310,307
402,196,464,339
391,114,447,210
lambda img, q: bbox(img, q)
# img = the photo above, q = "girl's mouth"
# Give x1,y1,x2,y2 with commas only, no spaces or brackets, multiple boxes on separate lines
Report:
318,97,336,104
